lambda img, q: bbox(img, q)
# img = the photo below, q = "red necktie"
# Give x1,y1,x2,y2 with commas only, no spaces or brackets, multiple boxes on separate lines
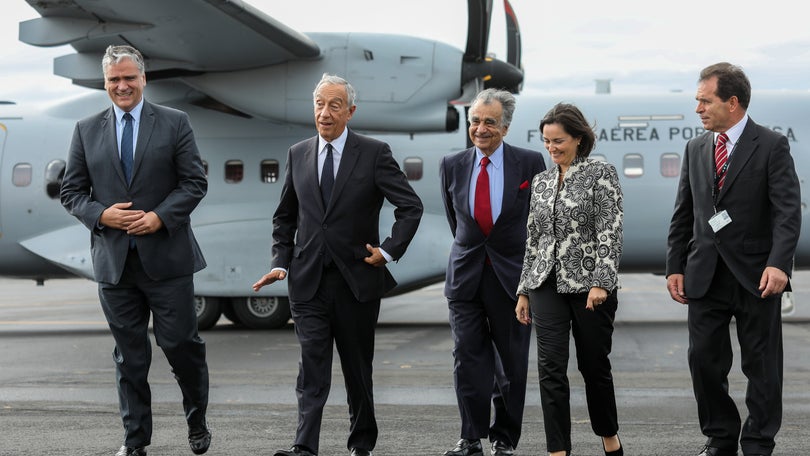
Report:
474,156,493,236
715,133,729,189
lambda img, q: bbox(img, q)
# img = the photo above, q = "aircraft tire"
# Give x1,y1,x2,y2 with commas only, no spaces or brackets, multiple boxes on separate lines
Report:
221,301,243,326
195,296,223,331
232,296,291,329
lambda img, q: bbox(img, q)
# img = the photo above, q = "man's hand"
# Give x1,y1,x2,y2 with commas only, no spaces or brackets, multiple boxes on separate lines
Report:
667,273,688,304
759,266,788,298
126,211,163,236
252,269,287,292
99,202,145,231
363,244,387,267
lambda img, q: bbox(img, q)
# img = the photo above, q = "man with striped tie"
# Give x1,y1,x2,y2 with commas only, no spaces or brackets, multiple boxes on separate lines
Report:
666,62,801,456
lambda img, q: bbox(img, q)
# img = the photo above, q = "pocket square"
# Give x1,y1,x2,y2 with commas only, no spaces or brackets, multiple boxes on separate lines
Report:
519,180,530,190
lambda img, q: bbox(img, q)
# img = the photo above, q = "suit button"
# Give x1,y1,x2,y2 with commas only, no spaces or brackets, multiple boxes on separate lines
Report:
322,224,328,229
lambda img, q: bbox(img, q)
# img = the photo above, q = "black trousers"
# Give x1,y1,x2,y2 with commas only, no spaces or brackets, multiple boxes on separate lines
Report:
290,266,381,454
98,249,209,448
687,259,782,455
447,263,531,448
528,272,618,453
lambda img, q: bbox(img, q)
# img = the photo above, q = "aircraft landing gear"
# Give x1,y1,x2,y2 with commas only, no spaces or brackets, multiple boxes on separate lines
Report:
195,296,223,330
230,296,291,329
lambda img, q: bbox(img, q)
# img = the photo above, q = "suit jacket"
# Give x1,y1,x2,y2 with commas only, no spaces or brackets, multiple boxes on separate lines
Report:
440,142,545,300
271,129,423,302
61,101,208,284
517,157,623,295
666,117,801,298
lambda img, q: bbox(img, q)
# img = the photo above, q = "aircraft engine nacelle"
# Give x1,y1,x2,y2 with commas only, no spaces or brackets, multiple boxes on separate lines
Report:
182,33,464,133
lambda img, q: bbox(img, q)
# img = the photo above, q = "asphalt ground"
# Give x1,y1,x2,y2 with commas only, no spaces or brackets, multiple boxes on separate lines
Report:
1,275,809,455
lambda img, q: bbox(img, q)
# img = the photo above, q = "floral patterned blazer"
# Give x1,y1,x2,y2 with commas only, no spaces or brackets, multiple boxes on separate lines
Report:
517,156,623,295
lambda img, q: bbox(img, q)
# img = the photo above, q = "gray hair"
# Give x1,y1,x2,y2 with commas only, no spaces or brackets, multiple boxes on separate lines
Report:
102,45,145,75
312,73,357,108
468,88,516,127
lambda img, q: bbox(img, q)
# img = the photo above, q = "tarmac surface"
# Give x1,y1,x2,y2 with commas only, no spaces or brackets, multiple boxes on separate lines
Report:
1,274,810,455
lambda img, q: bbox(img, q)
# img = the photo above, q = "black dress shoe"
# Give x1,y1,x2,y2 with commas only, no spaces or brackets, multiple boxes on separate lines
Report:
274,445,316,456
350,449,372,456
188,425,211,455
490,440,514,456
698,446,737,456
603,435,623,456
444,439,483,456
115,447,146,456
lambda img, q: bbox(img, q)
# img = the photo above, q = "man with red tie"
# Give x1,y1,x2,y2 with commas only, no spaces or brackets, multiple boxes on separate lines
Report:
439,88,545,456
667,62,801,456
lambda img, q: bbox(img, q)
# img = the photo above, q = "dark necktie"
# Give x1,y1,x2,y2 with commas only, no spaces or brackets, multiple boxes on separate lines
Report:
474,156,493,236
320,143,334,205
121,112,134,183
715,132,729,189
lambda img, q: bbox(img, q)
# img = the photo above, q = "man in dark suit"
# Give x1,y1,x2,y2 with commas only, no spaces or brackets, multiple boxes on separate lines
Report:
666,62,801,456
439,88,545,456
60,46,211,456
252,73,423,456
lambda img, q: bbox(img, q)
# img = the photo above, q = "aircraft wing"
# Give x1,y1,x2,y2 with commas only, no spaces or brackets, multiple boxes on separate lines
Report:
19,0,321,89
18,224,95,280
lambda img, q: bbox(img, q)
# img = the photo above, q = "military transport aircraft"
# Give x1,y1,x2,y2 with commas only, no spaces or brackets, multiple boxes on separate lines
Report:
1,0,807,329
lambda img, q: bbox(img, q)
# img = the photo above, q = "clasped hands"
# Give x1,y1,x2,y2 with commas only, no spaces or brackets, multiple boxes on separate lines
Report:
101,201,163,236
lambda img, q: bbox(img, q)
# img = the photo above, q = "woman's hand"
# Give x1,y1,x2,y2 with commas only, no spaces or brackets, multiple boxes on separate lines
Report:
586,286,608,311
515,294,531,325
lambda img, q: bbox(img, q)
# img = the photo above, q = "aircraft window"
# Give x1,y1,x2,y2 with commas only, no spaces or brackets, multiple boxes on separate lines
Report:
261,160,280,183
44,159,66,199
403,157,423,181
591,154,607,162
225,160,243,183
660,153,681,177
623,154,644,178
12,163,32,187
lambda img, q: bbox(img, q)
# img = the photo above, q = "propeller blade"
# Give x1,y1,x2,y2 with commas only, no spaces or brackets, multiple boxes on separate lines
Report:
460,0,524,94
504,0,521,69
463,0,493,62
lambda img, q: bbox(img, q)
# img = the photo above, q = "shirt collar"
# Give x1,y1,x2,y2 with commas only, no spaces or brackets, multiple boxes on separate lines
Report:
716,114,748,148
319,128,349,155
476,142,504,168
113,98,144,124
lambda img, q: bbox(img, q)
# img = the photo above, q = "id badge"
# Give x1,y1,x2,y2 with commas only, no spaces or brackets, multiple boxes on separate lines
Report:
708,210,732,233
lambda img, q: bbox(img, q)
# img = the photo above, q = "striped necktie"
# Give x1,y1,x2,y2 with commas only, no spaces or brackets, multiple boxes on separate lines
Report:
715,133,729,189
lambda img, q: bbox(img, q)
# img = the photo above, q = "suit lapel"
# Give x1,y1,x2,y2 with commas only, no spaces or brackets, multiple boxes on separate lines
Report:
699,133,715,192
131,102,155,185
303,138,326,215
717,118,757,201
101,107,128,186
498,144,521,222
327,130,359,216
458,147,476,222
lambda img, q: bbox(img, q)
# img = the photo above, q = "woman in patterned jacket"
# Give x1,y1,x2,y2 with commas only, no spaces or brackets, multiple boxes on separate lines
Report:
515,103,624,456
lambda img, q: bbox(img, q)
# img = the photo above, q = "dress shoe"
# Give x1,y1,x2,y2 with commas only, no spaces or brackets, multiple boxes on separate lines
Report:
350,449,372,456
274,445,316,456
444,439,484,456
603,435,623,456
188,425,211,455
697,446,737,456
115,447,146,456
490,440,514,456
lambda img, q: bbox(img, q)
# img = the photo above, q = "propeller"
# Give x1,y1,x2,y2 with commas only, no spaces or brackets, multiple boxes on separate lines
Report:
461,0,524,94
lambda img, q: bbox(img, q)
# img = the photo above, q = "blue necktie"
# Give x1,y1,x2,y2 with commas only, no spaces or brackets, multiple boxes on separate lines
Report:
320,143,334,205
121,112,134,183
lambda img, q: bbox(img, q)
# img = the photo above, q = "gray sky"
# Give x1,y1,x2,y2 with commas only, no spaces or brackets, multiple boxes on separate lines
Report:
3,0,810,104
